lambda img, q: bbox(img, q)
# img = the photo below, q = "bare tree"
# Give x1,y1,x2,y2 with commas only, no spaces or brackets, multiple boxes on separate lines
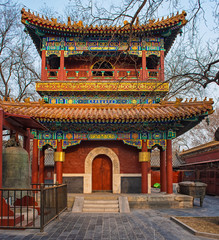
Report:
165,39,219,99
39,2,63,22
0,1,40,101
173,107,219,151
62,0,219,95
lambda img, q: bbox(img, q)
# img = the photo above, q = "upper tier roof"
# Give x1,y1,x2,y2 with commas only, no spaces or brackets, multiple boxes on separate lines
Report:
21,8,187,54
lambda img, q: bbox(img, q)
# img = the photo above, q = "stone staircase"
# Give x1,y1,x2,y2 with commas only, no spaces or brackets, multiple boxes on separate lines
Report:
72,195,130,213
83,199,119,212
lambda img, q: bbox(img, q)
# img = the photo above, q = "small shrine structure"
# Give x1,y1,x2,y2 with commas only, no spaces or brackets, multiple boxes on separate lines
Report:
0,9,214,194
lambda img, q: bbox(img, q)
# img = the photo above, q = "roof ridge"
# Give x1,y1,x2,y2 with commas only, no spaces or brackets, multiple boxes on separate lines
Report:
179,141,219,155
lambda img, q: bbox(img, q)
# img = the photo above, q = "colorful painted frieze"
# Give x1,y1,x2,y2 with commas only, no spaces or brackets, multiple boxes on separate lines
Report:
42,37,164,53
36,82,169,92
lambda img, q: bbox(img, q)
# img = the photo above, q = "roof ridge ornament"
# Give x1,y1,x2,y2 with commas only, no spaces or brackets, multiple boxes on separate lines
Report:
77,21,83,27
38,99,45,105
135,17,139,27
67,16,71,26
24,97,30,103
174,97,183,107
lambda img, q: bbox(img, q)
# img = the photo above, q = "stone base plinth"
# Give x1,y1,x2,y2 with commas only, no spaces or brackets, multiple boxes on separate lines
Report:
67,193,193,210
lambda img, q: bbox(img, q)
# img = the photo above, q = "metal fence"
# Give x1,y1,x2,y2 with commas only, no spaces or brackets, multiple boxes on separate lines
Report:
0,184,67,232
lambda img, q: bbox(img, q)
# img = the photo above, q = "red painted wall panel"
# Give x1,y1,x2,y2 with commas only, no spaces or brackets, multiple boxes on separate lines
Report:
64,58,141,69
151,170,181,186
151,171,160,186
44,166,54,180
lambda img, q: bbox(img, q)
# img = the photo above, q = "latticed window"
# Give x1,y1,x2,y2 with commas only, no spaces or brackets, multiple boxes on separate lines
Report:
44,148,54,166
150,150,160,167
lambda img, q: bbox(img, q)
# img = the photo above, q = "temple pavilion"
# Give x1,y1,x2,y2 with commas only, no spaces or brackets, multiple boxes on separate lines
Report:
0,9,213,194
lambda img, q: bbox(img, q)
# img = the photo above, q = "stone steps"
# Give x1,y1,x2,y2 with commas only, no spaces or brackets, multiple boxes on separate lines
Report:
83,199,119,213
83,207,119,212
84,200,119,204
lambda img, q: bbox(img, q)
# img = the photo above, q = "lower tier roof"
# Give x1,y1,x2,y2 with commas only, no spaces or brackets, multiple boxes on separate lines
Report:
0,98,213,123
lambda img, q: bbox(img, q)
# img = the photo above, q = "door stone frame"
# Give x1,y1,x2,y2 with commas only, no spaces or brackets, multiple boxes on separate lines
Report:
84,147,120,193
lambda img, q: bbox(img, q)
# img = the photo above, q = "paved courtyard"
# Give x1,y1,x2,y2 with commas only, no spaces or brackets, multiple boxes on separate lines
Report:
0,195,218,240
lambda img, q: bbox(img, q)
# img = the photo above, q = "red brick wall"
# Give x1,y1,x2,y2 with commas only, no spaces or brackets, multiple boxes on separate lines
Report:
63,140,141,174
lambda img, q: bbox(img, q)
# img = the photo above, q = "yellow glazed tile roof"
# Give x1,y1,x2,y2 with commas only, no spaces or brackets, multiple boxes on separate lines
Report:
0,98,213,122
21,8,187,34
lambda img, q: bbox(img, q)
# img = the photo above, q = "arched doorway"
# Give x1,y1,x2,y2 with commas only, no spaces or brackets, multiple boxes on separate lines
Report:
92,154,112,192
84,147,120,193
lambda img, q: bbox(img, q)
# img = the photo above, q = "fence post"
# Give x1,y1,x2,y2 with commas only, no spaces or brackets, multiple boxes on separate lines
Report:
40,184,44,232
65,185,67,210
56,182,59,219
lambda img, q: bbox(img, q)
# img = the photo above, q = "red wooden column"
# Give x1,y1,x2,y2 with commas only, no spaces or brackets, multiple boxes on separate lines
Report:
23,128,31,160
148,156,152,194
140,140,150,193
59,50,65,80
41,50,47,81
160,50,164,81
142,50,147,81
55,140,65,184
39,149,45,184
32,139,39,188
0,109,3,188
166,139,173,194
160,148,166,192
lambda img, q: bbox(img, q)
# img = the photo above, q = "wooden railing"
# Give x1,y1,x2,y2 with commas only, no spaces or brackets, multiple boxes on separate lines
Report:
47,69,59,80
44,68,161,81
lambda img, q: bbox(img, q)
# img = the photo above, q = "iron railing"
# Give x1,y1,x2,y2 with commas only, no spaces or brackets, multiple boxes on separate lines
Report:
0,184,67,232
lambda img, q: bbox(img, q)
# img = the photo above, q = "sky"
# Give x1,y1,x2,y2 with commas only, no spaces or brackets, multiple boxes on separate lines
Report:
17,0,113,17
18,0,67,12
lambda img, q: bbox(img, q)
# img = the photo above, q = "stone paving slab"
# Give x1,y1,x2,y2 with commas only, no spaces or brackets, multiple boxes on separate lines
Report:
159,195,219,217
0,195,218,240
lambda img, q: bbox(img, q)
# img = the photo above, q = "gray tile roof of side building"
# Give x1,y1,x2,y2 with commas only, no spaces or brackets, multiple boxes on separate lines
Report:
151,149,184,168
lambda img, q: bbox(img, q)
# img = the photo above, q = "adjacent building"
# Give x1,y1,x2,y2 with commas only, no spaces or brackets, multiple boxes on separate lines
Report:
179,141,219,195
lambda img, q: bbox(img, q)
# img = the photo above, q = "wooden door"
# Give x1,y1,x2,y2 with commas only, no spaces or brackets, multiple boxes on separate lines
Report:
206,170,216,195
92,155,112,192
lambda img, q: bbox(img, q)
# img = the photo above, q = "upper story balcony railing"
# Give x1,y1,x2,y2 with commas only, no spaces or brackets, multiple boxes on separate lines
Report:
43,68,163,81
